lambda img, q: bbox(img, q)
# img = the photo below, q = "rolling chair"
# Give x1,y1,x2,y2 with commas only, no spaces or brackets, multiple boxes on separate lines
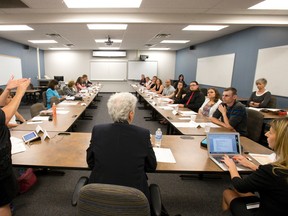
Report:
42,91,47,107
246,108,264,143
267,95,277,108
30,103,46,118
50,96,60,107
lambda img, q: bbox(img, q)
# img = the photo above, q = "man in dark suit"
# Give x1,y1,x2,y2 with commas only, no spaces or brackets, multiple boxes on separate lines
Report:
86,92,157,200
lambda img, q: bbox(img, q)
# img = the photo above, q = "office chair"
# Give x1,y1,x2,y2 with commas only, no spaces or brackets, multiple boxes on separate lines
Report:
267,95,277,108
30,103,46,118
42,91,47,107
50,96,60,107
246,108,264,143
76,183,151,216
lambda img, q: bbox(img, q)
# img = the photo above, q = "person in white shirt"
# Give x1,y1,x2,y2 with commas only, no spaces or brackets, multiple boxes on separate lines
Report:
198,87,222,117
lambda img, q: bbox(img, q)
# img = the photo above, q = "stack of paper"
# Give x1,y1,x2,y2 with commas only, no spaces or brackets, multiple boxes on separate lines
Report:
249,153,276,165
153,147,176,163
10,137,26,154
179,111,197,116
171,121,199,128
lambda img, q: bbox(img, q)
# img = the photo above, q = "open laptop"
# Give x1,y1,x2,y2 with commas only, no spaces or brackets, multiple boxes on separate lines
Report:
207,132,249,171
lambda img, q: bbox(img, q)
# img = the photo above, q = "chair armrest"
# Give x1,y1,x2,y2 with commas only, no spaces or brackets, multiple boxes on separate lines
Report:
149,184,162,216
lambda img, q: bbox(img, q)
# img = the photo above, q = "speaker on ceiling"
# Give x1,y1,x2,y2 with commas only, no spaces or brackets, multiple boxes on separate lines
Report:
189,45,195,50
23,45,30,50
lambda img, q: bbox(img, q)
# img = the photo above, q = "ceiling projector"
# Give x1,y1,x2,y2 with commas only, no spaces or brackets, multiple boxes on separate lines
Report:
105,36,113,46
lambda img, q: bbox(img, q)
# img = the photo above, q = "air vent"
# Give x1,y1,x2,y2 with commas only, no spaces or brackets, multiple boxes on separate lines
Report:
145,44,155,47
46,33,62,38
65,44,75,47
154,34,171,39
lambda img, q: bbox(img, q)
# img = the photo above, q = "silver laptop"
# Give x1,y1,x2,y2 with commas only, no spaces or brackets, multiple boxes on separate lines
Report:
207,132,249,171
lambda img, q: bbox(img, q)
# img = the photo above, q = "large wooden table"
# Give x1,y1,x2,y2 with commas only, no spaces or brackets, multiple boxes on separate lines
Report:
12,131,273,173
12,91,99,132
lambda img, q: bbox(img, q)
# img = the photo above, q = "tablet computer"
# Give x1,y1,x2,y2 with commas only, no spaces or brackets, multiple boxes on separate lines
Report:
22,131,40,143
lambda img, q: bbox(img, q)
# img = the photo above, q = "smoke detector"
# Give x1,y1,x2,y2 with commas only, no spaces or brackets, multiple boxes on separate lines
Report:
105,36,113,46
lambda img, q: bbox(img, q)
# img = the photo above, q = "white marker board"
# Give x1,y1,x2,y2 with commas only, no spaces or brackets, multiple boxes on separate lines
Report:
253,45,288,97
196,53,235,88
0,54,22,85
128,61,157,80
90,61,127,80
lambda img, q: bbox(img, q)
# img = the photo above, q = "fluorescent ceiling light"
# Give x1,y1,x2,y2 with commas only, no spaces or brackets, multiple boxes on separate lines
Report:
183,25,228,31
95,39,122,43
249,0,288,10
0,25,33,31
93,50,126,57
161,40,190,44
49,48,71,50
28,40,57,44
149,48,170,50
64,0,142,8
87,24,127,30
98,47,120,50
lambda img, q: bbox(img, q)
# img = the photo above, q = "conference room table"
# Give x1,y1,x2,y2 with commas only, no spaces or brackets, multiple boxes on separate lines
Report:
248,107,288,120
12,90,99,132
132,84,231,135
11,89,42,104
11,131,273,174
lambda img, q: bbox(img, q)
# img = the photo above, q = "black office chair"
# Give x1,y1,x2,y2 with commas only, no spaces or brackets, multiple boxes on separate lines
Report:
42,91,47,107
267,95,277,108
246,108,264,143
30,103,46,118
50,96,60,107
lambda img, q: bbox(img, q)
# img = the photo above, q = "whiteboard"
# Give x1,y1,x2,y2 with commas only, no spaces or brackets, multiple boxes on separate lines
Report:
253,45,288,97
90,61,127,80
128,61,157,80
196,53,235,88
0,54,22,85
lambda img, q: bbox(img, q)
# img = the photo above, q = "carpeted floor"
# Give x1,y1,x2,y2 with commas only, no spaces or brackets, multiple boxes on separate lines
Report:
14,92,232,216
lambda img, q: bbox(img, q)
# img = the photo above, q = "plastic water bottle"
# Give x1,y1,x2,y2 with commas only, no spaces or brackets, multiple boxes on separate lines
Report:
155,128,162,148
52,103,57,117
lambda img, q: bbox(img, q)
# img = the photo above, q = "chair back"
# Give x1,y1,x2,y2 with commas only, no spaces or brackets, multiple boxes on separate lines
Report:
50,96,60,107
30,103,46,118
42,91,47,107
267,95,277,108
77,184,150,216
246,108,264,143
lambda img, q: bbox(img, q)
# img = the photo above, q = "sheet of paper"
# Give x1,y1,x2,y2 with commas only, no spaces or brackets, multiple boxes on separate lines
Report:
10,137,26,154
27,121,43,124
178,117,191,120
179,111,197,116
60,101,79,106
248,107,261,111
249,153,276,165
32,116,49,121
153,147,176,163
167,104,178,107
158,106,174,110
66,96,75,100
56,110,70,115
198,122,221,128
171,121,199,128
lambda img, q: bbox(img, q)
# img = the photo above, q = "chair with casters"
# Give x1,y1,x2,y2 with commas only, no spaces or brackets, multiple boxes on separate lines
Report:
30,103,46,118
42,91,47,107
246,108,264,143
266,95,277,108
50,96,60,107
76,183,151,216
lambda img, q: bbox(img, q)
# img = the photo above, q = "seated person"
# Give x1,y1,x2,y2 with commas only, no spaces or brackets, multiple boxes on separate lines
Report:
222,117,288,216
210,87,247,136
86,92,157,202
82,74,92,87
139,74,146,86
173,74,187,89
173,81,205,112
198,88,222,117
75,77,86,92
172,81,186,103
46,79,65,109
146,76,157,90
162,79,175,98
151,78,164,94
63,81,77,96
144,76,151,88
247,78,271,108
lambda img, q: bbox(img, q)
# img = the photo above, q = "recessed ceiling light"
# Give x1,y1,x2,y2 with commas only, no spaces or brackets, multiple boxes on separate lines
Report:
183,25,228,31
64,0,142,8
98,47,120,50
28,40,58,44
161,40,190,44
149,48,170,50
95,39,122,43
49,48,71,50
87,24,127,30
249,0,288,10
0,25,33,31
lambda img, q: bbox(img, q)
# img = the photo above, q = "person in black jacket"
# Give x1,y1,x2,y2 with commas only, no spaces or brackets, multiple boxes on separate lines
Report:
86,92,157,201
221,117,288,216
174,81,205,112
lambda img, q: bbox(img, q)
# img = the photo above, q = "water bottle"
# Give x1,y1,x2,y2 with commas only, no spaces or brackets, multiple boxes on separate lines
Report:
52,103,57,117
155,128,162,148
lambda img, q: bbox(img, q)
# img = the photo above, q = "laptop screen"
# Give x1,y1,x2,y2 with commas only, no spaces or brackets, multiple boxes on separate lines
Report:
207,133,240,155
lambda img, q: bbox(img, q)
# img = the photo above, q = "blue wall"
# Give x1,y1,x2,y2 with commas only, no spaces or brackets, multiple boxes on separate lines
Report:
175,27,288,108
0,37,45,86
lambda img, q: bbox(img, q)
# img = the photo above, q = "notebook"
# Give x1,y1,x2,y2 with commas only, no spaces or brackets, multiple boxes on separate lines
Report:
207,132,249,171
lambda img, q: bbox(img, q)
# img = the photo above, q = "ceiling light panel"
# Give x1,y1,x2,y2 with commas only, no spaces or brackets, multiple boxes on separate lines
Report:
87,24,127,30
249,0,288,10
64,0,142,8
98,47,120,50
149,48,170,50
49,48,71,50
161,40,190,44
0,25,33,31
183,25,228,31
28,40,57,44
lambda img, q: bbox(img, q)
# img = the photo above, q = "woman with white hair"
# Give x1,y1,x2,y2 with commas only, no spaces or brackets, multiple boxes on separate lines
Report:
86,92,157,201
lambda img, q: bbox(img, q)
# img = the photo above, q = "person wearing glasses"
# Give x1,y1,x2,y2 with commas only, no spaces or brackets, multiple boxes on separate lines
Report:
210,87,247,136
173,81,205,112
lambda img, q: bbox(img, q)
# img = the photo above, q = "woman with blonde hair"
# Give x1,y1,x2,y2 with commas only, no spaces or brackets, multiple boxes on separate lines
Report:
222,118,288,216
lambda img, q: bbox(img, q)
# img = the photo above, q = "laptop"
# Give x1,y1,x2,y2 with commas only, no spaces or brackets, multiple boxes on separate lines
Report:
207,132,249,171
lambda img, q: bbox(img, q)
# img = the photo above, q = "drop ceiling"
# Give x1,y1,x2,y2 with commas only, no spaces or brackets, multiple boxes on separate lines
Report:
0,0,287,50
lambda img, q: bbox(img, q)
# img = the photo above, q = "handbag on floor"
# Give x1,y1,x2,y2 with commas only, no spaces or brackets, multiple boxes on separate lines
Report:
17,168,37,193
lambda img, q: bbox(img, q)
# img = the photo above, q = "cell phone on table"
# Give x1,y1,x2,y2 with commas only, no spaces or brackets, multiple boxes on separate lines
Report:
22,131,40,143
